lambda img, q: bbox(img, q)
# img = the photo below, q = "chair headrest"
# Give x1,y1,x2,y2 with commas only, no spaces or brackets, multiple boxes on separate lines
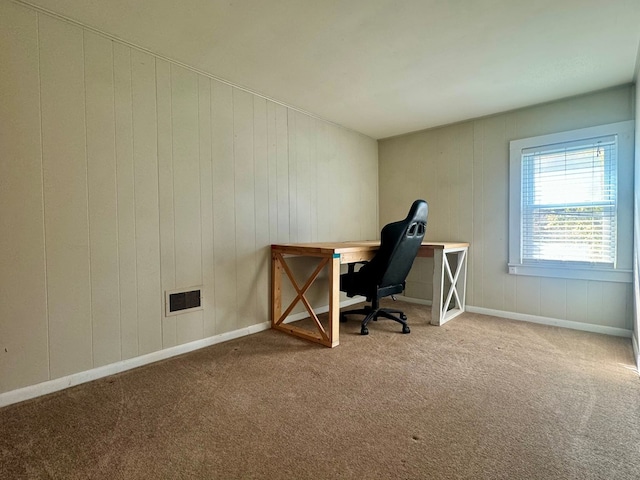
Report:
406,199,428,223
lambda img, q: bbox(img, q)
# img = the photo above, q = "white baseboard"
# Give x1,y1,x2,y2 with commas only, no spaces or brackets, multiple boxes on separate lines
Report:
0,322,268,409
343,294,635,343
396,295,432,307
0,297,366,409
399,295,633,338
466,305,633,338
6,295,628,408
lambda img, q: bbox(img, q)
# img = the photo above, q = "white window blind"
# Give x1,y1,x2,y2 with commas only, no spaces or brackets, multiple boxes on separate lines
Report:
520,135,617,267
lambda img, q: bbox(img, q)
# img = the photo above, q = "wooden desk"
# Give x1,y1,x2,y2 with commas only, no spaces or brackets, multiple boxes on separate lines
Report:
271,241,469,347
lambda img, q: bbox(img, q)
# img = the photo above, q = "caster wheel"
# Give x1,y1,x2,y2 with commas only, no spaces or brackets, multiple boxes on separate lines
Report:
340,314,348,323
361,326,369,335
400,313,407,321
402,325,410,334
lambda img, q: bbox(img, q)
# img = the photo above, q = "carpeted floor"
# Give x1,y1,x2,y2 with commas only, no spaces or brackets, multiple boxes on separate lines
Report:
1,301,639,479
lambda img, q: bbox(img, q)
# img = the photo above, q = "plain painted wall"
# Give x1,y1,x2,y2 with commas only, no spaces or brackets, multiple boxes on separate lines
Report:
0,0,378,395
379,86,635,331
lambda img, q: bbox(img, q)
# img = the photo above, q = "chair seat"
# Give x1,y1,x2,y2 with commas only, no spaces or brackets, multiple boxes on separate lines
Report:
340,272,404,300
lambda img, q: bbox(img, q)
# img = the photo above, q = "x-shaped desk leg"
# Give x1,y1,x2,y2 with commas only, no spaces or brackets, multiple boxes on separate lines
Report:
431,247,468,326
271,251,340,347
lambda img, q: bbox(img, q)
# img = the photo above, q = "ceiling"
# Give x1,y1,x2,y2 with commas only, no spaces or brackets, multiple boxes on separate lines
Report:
26,0,640,139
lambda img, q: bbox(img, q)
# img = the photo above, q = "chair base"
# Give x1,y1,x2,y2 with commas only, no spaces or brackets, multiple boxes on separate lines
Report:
340,305,410,335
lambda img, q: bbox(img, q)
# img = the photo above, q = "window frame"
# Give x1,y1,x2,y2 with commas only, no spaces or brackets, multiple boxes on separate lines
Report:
508,120,634,283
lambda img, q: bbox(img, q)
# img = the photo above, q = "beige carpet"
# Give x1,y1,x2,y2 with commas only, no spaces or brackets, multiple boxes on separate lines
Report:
1,301,639,479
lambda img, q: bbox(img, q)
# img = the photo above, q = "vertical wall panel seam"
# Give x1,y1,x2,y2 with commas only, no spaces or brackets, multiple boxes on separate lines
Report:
470,124,474,302
169,63,176,288
307,116,312,241
208,79,216,333
480,120,486,308
457,129,461,241
152,58,161,350
265,103,270,242
252,96,258,320
35,12,51,380
287,108,291,241
272,104,276,242
198,78,204,288
287,109,291,240
111,40,122,361
231,88,238,317
152,57,161,349
481,120,486,307
82,29,95,367
376,139,379,236
197,76,204,337
311,119,320,242
208,78,217,332
107,39,121,359
502,118,508,312
275,105,279,243
267,100,280,242
308,118,311,240
129,47,139,356
266,103,271,243
154,57,164,341
470,122,475,305
275,106,280,241
313,121,318,241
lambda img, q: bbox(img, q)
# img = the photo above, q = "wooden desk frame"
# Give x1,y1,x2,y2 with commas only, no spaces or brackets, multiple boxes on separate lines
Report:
271,241,469,347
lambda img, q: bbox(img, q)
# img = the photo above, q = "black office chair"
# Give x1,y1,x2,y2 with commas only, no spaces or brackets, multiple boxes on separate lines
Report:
340,199,428,335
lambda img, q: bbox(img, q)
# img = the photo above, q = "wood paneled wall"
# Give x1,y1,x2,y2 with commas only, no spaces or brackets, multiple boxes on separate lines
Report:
379,86,635,331
0,1,378,394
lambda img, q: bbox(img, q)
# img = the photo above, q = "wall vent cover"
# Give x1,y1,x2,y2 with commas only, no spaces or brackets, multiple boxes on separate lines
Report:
165,286,203,316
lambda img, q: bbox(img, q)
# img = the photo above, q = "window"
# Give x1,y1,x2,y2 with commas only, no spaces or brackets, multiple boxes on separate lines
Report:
509,121,634,283
522,135,617,266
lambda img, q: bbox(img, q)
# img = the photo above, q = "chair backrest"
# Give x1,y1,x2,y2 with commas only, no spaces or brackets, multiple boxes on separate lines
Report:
363,199,428,289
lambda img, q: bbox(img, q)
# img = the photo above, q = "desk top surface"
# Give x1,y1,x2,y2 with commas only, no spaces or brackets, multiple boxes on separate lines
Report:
272,240,469,255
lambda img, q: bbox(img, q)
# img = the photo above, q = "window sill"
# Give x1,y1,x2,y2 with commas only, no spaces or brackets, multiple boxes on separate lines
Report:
507,264,632,283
